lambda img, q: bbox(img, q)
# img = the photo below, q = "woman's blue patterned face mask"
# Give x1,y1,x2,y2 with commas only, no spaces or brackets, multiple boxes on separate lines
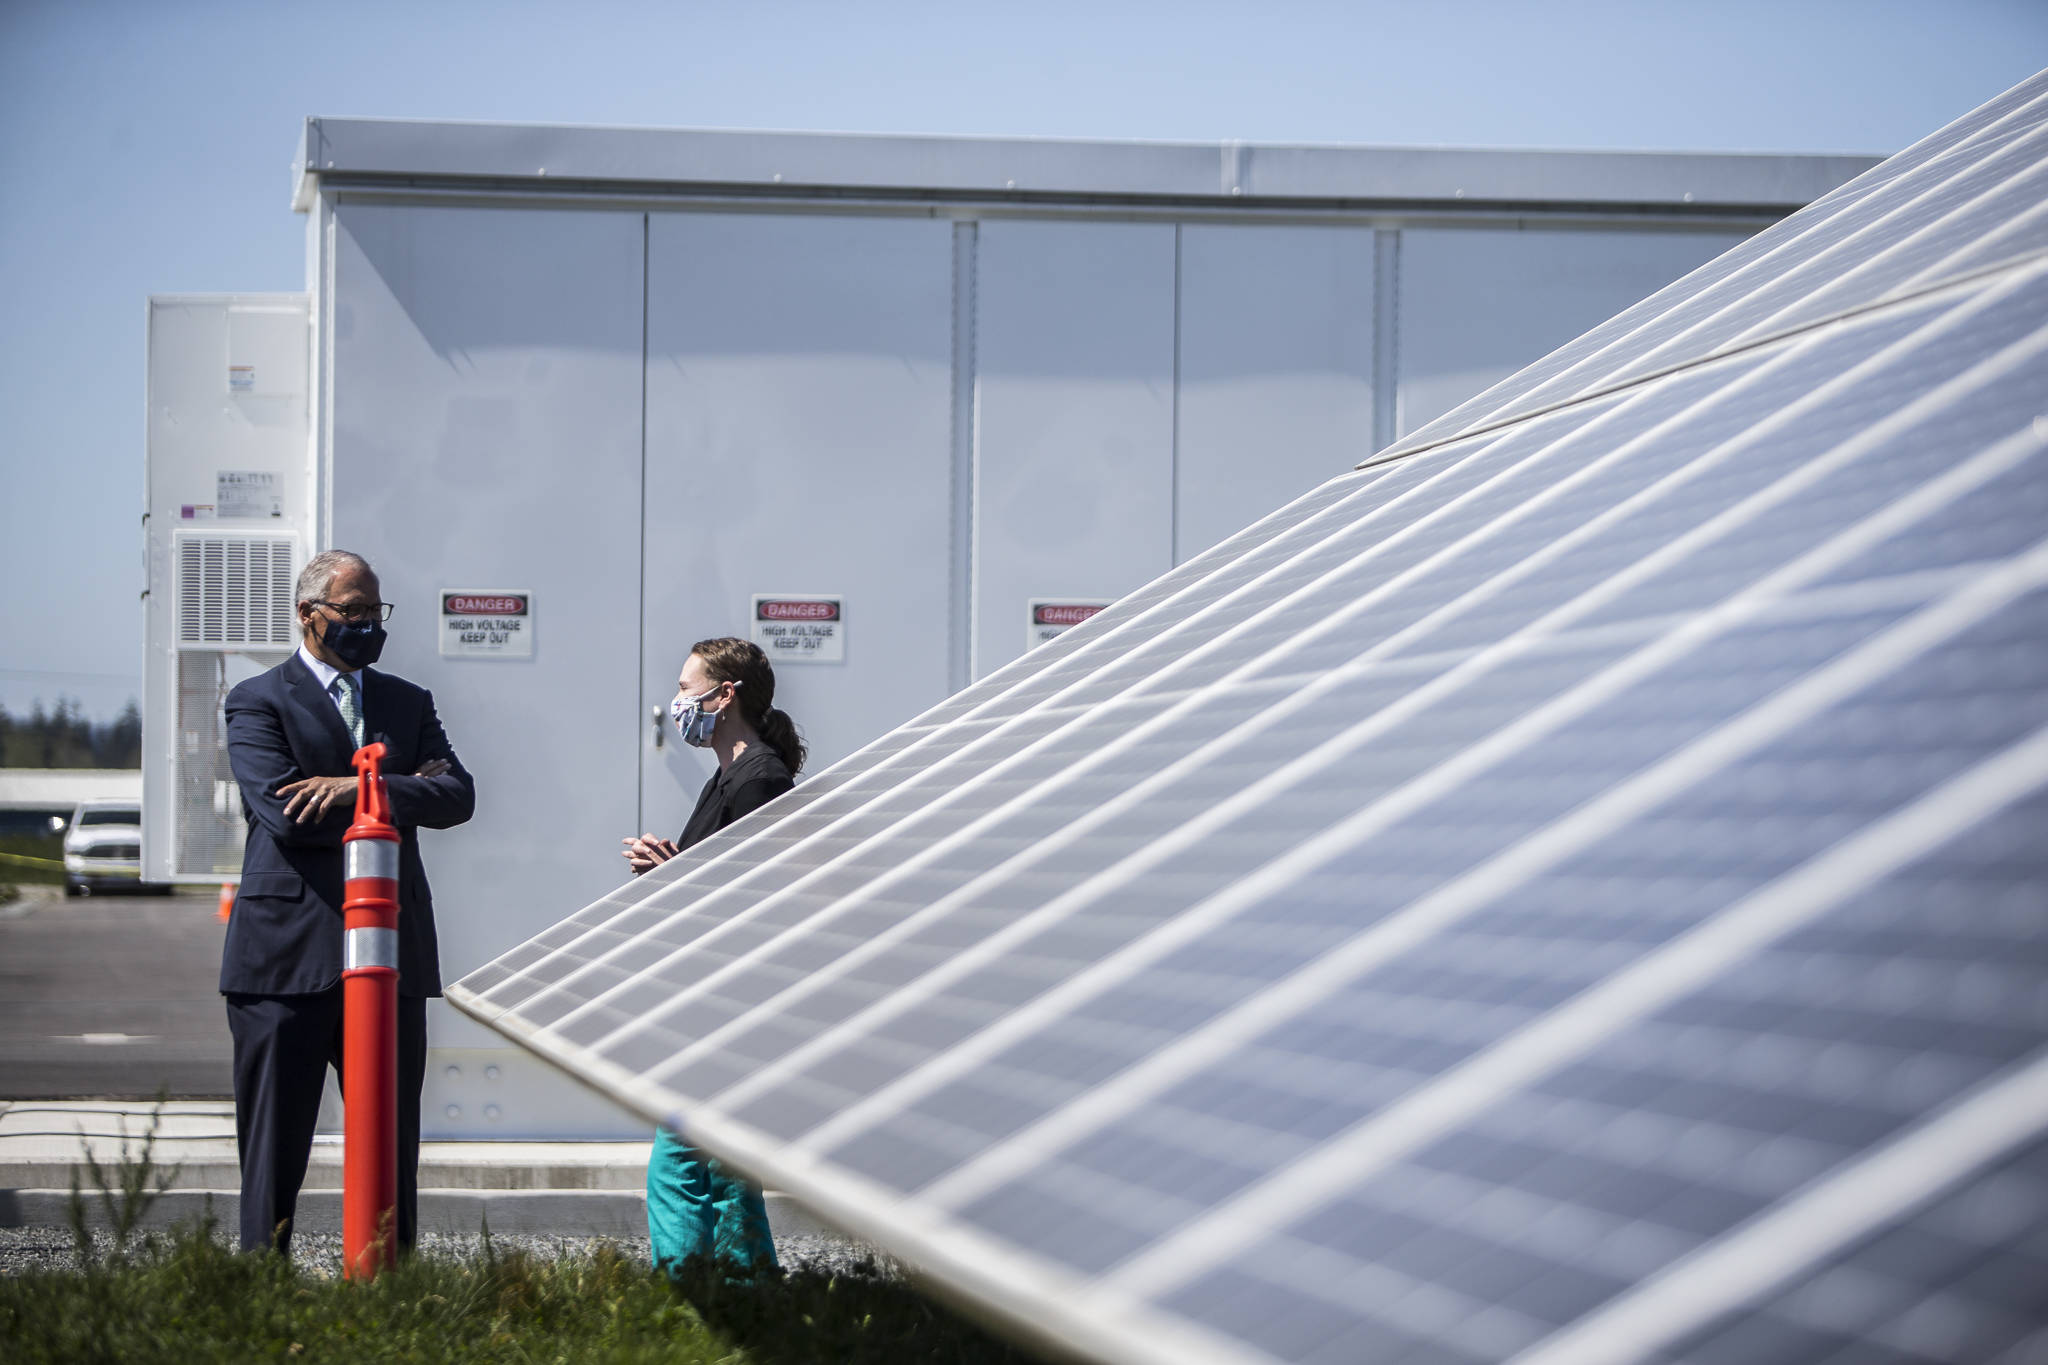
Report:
670,684,722,748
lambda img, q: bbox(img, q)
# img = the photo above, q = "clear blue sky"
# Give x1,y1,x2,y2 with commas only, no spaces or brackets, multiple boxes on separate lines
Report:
2,0,2044,722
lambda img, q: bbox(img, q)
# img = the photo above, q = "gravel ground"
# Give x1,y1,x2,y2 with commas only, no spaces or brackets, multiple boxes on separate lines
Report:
0,1224,886,1279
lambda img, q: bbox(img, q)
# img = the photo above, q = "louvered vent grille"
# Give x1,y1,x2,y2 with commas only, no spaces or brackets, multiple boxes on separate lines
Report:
175,534,297,645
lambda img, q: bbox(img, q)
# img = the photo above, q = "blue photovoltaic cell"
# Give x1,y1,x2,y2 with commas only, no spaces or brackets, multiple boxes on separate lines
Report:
452,71,2048,1365
916,593,2010,1241
1156,651,2048,1363
1660,1136,2048,1365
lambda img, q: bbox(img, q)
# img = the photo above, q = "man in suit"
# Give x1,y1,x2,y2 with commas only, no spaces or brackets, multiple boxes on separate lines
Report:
222,549,475,1256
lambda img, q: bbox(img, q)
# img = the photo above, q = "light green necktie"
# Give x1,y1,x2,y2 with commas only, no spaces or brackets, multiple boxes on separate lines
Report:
331,674,365,749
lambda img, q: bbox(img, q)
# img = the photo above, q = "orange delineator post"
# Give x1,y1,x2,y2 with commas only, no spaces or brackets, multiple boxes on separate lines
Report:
342,741,400,1280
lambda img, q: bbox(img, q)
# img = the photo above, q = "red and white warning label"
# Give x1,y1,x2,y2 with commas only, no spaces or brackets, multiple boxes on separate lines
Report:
752,595,844,663
1026,599,1110,650
441,590,533,659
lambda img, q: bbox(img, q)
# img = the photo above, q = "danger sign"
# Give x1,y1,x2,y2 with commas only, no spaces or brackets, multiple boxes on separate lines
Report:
1026,599,1110,650
440,589,534,659
752,594,844,663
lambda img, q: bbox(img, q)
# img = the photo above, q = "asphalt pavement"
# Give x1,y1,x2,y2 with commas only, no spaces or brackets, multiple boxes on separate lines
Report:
0,884,233,1098
0,890,862,1249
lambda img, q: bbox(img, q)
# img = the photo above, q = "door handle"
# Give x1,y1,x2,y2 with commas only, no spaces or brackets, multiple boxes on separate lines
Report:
651,704,665,750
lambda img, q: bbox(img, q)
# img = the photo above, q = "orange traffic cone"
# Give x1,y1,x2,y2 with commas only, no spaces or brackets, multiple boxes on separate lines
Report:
216,883,235,922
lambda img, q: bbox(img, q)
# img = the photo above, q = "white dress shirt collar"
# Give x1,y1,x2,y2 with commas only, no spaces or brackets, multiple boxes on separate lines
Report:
296,642,363,694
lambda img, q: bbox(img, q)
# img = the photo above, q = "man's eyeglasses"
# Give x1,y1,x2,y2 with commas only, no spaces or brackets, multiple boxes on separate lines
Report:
308,600,395,624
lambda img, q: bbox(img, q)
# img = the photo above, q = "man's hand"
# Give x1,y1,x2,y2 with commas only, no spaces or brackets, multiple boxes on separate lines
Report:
621,833,679,876
278,775,359,824
276,761,447,825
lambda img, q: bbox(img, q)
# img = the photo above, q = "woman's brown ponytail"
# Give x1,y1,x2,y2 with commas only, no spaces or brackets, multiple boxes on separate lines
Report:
688,636,807,775
752,706,806,776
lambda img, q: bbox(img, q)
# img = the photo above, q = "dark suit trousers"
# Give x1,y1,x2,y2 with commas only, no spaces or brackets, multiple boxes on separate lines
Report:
225,989,428,1255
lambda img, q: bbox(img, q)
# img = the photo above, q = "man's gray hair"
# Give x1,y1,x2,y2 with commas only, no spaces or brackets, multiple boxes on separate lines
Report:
295,550,375,607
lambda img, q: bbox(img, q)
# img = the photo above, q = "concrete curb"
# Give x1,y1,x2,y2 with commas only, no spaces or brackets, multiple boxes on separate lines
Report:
0,1144,655,1193
0,1102,851,1243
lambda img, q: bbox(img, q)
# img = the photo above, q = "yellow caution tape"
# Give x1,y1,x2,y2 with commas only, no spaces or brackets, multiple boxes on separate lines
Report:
0,850,65,869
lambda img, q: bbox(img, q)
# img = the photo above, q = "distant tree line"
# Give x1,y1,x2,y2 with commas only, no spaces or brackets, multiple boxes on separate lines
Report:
0,698,142,769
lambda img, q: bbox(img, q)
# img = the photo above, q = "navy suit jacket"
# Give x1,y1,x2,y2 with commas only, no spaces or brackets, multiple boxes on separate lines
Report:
221,653,475,997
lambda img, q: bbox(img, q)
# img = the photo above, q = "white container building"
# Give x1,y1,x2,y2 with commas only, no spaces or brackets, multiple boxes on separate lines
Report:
143,118,1875,1136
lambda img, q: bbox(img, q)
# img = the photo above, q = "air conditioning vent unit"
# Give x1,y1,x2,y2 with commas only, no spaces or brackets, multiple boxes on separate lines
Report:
176,533,298,646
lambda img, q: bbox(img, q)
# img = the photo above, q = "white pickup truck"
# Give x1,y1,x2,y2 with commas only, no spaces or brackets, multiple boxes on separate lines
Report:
59,800,169,897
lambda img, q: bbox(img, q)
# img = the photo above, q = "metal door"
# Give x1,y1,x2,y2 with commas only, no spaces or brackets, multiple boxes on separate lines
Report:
330,202,647,1134
971,220,1177,677
639,212,956,841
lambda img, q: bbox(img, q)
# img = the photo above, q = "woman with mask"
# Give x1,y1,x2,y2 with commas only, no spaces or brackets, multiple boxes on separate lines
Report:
621,636,806,1278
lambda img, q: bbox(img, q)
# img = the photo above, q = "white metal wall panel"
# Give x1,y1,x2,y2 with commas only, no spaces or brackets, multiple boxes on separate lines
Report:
1395,226,1750,437
972,220,1177,677
1174,224,1376,561
640,212,956,836
330,204,646,1113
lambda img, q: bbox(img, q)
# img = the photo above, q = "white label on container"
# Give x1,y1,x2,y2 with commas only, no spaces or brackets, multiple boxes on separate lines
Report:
228,364,256,394
440,590,534,659
215,470,282,519
752,595,844,663
1026,599,1110,649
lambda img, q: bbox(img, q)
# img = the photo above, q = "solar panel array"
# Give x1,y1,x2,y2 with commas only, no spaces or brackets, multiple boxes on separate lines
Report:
453,69,2048,1365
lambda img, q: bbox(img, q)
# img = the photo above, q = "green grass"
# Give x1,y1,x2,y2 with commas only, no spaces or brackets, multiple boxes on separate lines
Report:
1,1114,1040,1365
2,1222,1041,1365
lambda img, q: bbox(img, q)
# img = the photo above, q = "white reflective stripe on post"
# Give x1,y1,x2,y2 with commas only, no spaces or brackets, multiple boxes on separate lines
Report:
345,926,400,972
345,839,400,883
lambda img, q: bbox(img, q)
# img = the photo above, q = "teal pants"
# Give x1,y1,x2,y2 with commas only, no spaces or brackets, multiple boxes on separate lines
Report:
645,1127,777,1276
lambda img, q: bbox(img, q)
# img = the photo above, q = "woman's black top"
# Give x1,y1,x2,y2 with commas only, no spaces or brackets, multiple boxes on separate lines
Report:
675,743,795,853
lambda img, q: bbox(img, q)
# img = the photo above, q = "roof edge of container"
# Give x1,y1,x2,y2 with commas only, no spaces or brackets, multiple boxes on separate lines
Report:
291,115,1881,214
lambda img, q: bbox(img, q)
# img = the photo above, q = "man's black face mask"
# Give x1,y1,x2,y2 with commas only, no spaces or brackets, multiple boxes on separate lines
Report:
320,614,387,669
